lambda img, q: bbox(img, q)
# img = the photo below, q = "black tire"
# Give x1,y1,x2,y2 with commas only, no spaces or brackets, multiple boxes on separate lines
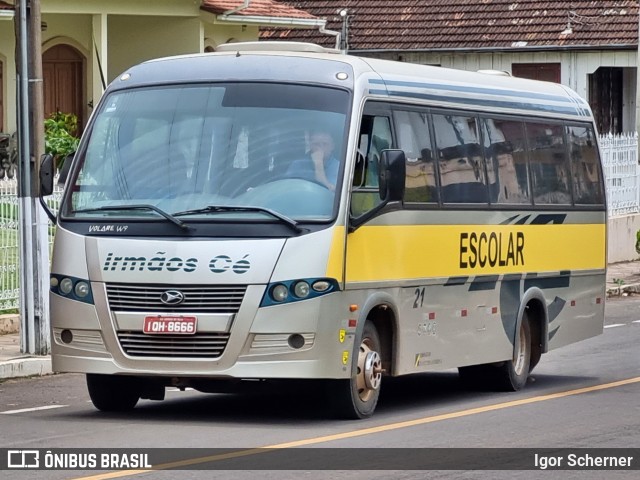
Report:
328,321,383,419
528,319,542,373
86,374,140,412
491,314,532,391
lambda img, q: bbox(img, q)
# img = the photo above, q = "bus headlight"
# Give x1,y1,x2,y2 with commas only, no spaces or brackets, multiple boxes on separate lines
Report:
292,281,310,298
312,280,331,292
271,284,289,302
261,278,339,307
74,281,90,298
59,278,74,295
50,274,95,305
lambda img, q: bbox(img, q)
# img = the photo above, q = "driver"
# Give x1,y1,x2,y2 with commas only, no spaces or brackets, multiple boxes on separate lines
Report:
286,129,339,191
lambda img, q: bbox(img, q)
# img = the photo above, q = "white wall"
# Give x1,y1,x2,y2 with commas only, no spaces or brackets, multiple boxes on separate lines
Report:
108,16,201,80
608,214,640,263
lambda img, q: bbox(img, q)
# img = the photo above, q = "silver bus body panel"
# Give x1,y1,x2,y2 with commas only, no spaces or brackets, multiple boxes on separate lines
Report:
50,226,354,379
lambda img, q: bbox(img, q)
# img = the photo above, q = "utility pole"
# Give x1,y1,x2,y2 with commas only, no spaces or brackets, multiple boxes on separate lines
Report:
15,0,49,355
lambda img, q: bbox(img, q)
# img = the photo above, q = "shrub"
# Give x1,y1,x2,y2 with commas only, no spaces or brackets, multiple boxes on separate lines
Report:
44,112,79,169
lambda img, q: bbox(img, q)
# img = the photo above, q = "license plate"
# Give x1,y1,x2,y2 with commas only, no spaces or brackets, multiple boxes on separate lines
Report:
143,316,197,335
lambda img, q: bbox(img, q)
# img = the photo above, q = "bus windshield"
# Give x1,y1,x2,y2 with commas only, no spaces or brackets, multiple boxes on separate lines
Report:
66,83,349,222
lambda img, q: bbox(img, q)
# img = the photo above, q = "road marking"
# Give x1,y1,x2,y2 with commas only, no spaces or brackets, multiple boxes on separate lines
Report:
633,320,640,324
70,376,640,480
604,323,625,328
0,404,68,415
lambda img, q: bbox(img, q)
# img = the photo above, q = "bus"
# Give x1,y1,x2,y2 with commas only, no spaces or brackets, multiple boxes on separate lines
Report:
40,42,606,419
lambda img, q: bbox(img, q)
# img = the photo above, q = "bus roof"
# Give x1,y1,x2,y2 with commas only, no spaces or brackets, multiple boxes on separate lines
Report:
113,42,593,121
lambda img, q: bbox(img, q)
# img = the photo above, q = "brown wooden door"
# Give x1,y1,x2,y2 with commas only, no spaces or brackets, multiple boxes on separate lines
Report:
43,45,84,132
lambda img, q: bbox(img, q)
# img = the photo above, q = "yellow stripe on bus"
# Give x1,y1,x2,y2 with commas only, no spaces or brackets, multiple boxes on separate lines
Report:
326,226,346,280
344,224,605,282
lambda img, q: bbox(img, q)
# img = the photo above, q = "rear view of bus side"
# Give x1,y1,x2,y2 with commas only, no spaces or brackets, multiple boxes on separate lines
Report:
43,43,606,419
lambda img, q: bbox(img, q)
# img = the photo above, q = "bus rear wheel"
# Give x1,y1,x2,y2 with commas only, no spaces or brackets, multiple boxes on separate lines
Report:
492,313,532,391
328,321,383,419
458,314,531,391
86,374,140,412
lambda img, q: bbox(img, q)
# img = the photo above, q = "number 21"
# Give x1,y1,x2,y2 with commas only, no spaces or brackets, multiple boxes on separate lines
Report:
413,287,425,309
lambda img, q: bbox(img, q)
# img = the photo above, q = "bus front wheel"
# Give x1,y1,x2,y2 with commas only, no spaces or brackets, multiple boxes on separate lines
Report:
86,374,140,412
328,321,383,419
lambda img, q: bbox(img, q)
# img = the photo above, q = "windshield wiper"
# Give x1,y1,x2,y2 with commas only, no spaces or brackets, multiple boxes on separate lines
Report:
74,204,191,230
173,205,302,233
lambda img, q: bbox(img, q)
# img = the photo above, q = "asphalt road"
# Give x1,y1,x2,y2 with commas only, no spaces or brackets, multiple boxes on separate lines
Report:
1,296,639,480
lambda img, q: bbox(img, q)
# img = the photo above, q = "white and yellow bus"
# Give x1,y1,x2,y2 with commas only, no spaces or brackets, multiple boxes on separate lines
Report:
40,42,606,419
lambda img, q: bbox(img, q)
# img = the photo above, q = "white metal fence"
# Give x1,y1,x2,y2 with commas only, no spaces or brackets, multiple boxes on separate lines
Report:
0,133,639,312
600,133,640,217
0,178,20,311
0,177,63,311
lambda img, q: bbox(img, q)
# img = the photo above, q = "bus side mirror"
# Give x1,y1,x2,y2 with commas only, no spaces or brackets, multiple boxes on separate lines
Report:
39,154,58,224
378,149,406,202
39,154,55,196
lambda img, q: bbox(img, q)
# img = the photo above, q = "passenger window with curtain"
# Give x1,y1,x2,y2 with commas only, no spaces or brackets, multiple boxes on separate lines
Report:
433,113,488,204
482,118,531,204
394,110,437,204
526,122,571,205
567,125,604,205
351,114,392,217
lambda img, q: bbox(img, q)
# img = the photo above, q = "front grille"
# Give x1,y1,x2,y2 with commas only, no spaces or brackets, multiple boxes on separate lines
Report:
117,331,230,358
106,283,246,313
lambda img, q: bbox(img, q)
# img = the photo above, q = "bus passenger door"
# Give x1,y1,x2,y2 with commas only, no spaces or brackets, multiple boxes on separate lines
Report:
350,114,392,218
346,111,393,285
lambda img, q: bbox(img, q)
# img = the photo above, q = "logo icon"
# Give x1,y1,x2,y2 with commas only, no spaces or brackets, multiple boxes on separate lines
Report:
160,290,185,305
7,450,40,468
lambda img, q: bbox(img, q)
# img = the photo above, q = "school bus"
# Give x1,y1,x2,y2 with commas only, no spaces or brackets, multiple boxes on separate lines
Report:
40,42,606,419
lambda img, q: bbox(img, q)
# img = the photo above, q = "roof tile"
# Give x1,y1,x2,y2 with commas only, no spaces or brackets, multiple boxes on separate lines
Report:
261,1,639,50
202,0,317,20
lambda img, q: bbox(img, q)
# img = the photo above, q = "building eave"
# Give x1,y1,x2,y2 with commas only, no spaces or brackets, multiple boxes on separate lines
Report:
218,14,326,28
351,43,638,55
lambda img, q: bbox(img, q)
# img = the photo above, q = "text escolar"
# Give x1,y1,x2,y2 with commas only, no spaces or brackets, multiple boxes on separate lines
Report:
459,231,524,269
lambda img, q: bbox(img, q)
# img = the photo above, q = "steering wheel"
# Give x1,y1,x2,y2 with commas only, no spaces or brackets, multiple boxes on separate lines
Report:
232,175,332,197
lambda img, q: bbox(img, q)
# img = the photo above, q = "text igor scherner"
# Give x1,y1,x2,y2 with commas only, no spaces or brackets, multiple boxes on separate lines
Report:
535,453,634,470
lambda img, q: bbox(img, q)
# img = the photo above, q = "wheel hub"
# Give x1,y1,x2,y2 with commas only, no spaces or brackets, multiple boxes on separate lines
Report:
363,351,382,391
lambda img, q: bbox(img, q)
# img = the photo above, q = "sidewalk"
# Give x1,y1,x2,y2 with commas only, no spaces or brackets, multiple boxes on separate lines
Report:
1,261,639,381
0,331,52,380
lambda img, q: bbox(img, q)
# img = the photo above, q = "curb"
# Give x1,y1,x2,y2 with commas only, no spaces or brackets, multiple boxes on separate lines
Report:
606,283,640,297
0,357,52,380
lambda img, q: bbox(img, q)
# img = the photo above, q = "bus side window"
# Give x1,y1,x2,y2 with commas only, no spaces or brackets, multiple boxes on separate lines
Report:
482,118,531,205
526,122,571,205
567,125,604,205
351,115,392,217
394,110,437,204
433,114,488,204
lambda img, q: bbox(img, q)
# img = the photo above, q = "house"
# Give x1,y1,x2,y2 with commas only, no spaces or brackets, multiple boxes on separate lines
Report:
0,0,323,135
261,1,640,136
